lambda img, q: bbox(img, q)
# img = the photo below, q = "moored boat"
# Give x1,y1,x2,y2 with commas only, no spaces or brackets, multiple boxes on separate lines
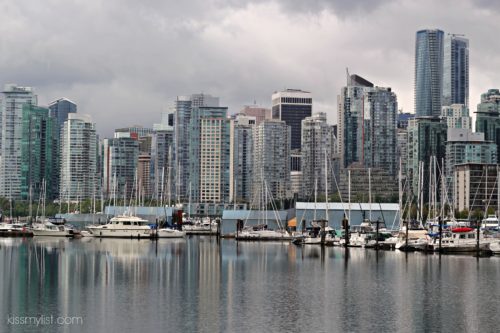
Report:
0,223,33,237
88,215,152,238
432,227,491,253
31,221,79,237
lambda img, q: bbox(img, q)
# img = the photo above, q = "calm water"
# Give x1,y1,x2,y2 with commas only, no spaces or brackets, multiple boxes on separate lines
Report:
0,237,499,333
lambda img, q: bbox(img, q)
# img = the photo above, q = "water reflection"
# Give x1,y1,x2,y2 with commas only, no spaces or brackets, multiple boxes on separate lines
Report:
0,238,499,332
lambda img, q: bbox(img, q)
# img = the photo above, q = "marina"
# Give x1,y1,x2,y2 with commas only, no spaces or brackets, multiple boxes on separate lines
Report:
0,236,499,332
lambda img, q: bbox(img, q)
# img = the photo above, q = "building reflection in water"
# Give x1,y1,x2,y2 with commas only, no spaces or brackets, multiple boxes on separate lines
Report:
0,238,500,332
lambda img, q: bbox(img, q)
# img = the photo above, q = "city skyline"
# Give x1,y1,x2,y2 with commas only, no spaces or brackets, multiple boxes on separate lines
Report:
1,1,499,136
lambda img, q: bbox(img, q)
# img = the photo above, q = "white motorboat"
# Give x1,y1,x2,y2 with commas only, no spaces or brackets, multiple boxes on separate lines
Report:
482,215,499,230
88,215,152,238
395,228,430,251
182,217,218,235
0,223,33,237
432,227,491,253
236,227,292,241
31,221,78,237
156,227,186,238
490,241,500,254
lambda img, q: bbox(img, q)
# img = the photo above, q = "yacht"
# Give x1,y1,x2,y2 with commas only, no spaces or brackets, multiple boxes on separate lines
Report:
431,227,490,253
31,221,78,237
482,215,499,230
182,217,218,235
395,227,430,251
0,223,33,237
88,215,152,238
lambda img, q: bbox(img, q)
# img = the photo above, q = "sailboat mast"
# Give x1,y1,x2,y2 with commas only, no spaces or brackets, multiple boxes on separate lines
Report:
325,150,329,222
348,169,351,225
369,167,372,221
398,157,402,227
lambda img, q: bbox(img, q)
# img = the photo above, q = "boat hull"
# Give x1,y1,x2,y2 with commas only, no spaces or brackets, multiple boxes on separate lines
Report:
89,228,152,238
32,229,74,237
156,229,186,238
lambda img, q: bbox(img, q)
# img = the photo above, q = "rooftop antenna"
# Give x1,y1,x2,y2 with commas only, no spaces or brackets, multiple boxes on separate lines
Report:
346,67,350,85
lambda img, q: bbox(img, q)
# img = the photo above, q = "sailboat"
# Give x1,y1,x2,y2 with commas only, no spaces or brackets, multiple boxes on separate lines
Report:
293,152,334,245
32,180,79,237
236,169,291,241
156,166,185,238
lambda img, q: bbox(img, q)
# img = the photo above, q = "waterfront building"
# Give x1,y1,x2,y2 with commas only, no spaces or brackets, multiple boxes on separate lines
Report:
441,104,470,129
301,112,336,199
407,117,447,201
271,89,312,150
20,105,56,200
338,74,398,176
0,84,37,199
189,106,229,204
102,133,139,199
442,34,469,107
229,114,255,204
290,151,301,172
338,166,398,203
415,29,444,117
455,163,498,213
475,89,500,158
60,114,98,201
151,129,174,202
446,129,497,205
240,105,271,125
252,119,291,207
174,94,219,202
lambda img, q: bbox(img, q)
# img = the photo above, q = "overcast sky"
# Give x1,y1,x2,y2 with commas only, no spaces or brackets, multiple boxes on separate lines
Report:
1,0,498,136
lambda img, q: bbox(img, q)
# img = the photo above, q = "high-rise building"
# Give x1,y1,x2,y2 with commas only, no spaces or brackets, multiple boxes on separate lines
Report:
20,105,56,200
48,98,77,128
301,112,336,199
252,119,291,207
339,166,398,202
443,34,469,107
397,111,415,129
60,114,97,201
441,104,470,129
189,106,229,204
338,74,398,176
475,89,500,158
455,163,498,213
415,29,444,117
48,98,77,199
151,129,174,202
229,114,255,204
174,94,219,201
0,84,37,199
407,117,447,201
396,128,409,177
102,133,139,199
271,89,312,150
137,153,152,200
240,105,271,125
445,129,497,205
115,125,154,138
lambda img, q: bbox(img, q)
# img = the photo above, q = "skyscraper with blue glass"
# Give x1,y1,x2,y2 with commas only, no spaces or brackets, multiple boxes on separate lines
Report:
443,34,469,107
415,29,444,117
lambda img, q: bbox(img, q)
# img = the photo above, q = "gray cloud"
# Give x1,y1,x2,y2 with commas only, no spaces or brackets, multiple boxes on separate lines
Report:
0,0,497,136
